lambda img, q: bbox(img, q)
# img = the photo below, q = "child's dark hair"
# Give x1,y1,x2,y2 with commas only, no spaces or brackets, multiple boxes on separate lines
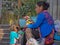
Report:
16,27,19,30
37,1,49,10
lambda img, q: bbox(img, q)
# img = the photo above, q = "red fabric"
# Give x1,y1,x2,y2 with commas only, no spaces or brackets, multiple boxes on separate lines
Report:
15,44,17,45
45,29,54,45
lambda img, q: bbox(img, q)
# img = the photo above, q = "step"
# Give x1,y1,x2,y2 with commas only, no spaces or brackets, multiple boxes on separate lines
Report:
0,28,10,32
0,33,10,38
0,24,10,45
0,30,10,33
0,38,10,43
0,24,10,27
0,37,9,39
0,24,10,26
0,42,9,45
0,24,10,28
0,28,10,30
0,43,21,45
0,26,10,29
0,37,10,45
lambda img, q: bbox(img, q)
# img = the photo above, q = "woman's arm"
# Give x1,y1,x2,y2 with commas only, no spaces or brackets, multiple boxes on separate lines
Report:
27,13,45,28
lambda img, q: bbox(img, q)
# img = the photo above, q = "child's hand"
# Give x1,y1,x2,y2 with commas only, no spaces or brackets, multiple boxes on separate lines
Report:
17,39,19,42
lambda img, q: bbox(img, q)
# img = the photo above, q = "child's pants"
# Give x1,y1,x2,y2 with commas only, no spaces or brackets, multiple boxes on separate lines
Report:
10,44,17,45
10,44,15,45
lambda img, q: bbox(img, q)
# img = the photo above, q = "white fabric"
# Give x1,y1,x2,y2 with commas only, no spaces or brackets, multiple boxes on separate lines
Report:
26,38,39,45
14,38,16,44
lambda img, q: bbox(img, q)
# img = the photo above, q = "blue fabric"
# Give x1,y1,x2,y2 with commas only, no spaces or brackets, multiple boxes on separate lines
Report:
10,31,19,44
19,17,36,27
27,11,55,38
54,32,60,40
19,19,26,27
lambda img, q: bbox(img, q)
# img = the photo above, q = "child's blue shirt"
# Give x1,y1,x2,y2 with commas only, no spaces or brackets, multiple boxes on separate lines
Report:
10,31,19,44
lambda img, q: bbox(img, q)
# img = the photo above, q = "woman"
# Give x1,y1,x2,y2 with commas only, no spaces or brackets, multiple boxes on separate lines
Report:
26,1,55,45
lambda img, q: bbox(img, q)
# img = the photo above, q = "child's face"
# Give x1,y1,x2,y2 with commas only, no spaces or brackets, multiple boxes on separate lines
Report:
25,28,32,39
35,5,43,14
13,25,18,32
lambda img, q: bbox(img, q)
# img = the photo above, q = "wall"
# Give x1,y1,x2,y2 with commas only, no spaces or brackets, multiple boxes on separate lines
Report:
47,0,60,20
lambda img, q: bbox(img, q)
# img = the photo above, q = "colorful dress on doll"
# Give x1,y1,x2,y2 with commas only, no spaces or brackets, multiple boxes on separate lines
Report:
26,38,39,45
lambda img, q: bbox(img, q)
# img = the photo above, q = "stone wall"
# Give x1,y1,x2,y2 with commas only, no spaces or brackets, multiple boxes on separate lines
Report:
47,0,60,20
0,0,2,18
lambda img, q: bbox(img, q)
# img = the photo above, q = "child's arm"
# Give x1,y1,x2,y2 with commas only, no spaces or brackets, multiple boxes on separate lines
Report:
15,33,19,43
15,33,19,39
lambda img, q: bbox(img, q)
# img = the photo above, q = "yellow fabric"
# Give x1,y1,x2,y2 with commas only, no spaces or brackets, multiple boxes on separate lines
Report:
26,19,32,25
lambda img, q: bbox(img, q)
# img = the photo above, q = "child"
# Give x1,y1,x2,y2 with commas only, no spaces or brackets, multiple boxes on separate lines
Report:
25,28,39,45
10,25,19,45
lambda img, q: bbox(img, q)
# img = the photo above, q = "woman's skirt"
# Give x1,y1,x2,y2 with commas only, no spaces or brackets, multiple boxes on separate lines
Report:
45,29,55,45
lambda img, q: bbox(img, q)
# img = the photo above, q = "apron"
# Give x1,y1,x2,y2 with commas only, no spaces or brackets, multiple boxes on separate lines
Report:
45,29,54,45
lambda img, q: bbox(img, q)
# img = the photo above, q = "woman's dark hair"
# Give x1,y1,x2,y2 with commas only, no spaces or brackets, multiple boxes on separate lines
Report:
37,1,49,10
